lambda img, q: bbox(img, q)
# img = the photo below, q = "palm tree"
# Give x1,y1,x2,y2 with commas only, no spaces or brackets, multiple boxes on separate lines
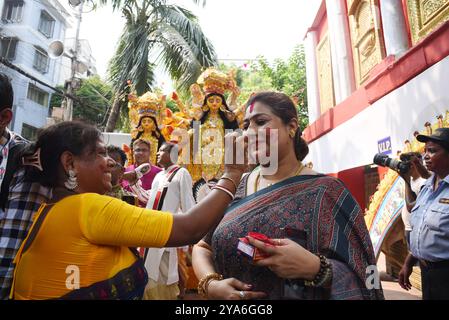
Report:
101,0,217,132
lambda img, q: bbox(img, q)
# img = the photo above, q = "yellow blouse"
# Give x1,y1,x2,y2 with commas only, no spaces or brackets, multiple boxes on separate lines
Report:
12,193,173,300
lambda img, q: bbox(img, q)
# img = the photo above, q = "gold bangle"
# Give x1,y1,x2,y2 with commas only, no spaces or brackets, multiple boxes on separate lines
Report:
220,176,238,192
197,273,223,298
204,277,219,297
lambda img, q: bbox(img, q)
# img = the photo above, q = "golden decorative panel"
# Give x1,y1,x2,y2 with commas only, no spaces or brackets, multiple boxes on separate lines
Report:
347,0,385,87
407,0,449,45
316,32,335,113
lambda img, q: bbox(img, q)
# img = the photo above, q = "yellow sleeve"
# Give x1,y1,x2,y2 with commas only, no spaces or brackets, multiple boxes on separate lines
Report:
78,193,173,248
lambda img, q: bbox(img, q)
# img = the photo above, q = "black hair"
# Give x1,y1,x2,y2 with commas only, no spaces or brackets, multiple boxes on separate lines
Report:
161,142,179,154
0,73,13,112
196,93,239,130
107,145,127,166
23,121,102,187
132,138,151,149
135,116,164,139
246,91,308,161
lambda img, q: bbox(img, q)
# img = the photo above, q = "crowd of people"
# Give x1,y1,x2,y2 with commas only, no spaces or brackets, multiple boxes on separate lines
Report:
1,69,447,300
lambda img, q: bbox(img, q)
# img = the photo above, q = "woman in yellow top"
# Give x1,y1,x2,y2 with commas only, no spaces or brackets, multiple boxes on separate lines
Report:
11,121,246,300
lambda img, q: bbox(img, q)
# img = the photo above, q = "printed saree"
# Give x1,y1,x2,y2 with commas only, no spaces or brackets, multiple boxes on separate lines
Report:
205,174,384,300
58,252,148,300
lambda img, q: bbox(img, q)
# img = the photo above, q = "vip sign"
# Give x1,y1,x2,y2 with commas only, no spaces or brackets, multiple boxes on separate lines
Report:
378,137,392,155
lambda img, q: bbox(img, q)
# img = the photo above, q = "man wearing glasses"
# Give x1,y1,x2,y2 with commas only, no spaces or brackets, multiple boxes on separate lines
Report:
121,139,162,207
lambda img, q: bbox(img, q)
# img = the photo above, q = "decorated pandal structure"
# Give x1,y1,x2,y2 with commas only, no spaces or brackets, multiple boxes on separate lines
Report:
301,0,449,293
125,67,244,201
364,113,449,290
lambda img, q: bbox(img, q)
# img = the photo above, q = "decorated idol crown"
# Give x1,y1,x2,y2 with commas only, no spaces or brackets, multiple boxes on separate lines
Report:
128,91,166,129
197,68,236,95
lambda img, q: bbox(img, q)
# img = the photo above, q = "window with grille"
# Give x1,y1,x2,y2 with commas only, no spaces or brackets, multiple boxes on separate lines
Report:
0,37,18,60
33,47,49,73
38,10,55,38
1,0,24,22
27,83,49,107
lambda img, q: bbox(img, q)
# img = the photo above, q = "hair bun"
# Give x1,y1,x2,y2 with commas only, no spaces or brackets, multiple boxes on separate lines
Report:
294,130,309,161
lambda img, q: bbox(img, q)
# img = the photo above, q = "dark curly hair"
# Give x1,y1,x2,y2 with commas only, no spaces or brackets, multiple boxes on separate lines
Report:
22,121,102,187
107,145,127,166
0,73,13,112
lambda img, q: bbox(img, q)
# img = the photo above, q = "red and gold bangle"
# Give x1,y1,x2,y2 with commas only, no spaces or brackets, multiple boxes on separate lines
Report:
215,182,235,194
219,176,238,192
212,185,235,201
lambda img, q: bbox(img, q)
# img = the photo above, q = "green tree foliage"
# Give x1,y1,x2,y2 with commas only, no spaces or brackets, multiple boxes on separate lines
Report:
50,76,113,126
218,62,272,105
256,46,308,128
100,0,217,131
219,45,308,129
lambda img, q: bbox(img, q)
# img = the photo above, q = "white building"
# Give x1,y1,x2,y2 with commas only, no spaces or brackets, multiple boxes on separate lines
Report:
0,0,70,139
302,0,449,282
58,37,97,85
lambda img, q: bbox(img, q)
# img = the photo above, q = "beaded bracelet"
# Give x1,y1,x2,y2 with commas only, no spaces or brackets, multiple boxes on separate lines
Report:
304,254,333,287
197,273,223,298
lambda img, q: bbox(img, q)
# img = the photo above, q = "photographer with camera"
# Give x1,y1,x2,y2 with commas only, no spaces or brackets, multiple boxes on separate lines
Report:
373,152,429,246
397,128,449,300
397,152,429,247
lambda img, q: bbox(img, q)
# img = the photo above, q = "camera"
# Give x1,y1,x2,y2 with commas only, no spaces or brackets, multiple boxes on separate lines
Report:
373,153,410,174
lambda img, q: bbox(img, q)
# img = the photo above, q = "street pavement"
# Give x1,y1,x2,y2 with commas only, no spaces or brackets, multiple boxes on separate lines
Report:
377,253,421,300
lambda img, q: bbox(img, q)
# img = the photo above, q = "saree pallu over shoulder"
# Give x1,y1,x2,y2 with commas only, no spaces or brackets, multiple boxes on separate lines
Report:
208,174,384,300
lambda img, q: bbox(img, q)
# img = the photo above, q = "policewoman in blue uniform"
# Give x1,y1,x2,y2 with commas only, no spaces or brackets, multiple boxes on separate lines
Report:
399,128,449,299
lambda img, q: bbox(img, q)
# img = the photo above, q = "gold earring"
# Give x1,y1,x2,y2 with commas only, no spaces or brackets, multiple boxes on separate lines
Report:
202,105,209,112
289,130,296,138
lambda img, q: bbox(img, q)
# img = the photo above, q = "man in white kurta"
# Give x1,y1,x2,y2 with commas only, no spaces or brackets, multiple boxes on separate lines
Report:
143,142,196,300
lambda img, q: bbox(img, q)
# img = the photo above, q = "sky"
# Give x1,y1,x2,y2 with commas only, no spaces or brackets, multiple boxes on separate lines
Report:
63,0,321,92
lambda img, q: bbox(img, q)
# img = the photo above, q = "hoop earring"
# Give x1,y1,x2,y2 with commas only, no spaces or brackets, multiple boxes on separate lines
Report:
64,169,78,190
202,105,209,112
